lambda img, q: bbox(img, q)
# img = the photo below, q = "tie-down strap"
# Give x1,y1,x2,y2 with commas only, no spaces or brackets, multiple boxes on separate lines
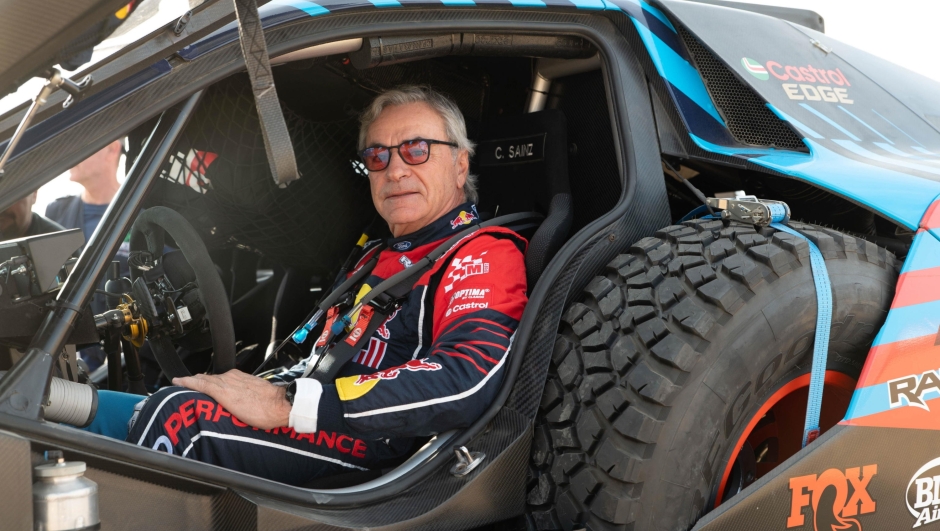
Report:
708,197,832,447
770,222,833,447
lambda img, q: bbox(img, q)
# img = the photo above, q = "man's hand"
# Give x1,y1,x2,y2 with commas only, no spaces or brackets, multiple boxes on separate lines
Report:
172,369,292,430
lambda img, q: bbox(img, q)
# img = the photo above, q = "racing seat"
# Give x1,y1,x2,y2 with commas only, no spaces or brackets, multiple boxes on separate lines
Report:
271,268,318,345
262,267,319,362
472,109,574,289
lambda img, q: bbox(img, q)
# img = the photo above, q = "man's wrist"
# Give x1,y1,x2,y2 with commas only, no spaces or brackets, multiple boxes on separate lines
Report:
274,385,292,426
285,381,298,405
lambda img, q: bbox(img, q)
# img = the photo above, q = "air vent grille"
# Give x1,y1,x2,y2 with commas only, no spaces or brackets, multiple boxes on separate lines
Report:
676,25,807,151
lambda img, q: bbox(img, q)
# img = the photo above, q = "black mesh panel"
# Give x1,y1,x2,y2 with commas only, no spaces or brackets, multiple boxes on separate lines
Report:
138,73,374,276
676,24,807,152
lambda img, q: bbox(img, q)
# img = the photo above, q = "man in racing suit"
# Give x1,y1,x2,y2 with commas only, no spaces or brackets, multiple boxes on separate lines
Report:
123,86,528,485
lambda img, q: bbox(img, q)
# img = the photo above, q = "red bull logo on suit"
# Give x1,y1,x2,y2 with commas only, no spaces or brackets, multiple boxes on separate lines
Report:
354,358,443,385
450,210,477,229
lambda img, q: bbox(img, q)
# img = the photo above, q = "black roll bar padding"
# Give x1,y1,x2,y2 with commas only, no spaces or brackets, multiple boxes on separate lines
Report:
129,206,236,377
0,91,204,421
121,337,148,396
104,327,123,392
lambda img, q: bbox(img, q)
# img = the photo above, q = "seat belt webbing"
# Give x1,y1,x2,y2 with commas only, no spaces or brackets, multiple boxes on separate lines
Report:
307,212,542,382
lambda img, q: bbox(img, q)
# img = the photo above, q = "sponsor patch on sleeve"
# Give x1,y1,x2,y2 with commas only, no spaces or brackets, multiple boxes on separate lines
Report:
444,252,490,293
445,285,493,317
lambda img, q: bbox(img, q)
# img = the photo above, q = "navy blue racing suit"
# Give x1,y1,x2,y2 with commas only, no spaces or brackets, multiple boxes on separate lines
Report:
126,203,528,485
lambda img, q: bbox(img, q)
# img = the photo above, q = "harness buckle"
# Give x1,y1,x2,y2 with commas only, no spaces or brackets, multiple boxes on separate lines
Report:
367,292,402,315
706,196,790,226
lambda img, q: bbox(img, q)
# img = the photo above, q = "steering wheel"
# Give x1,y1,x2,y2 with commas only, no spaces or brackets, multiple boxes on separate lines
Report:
129,206,235,379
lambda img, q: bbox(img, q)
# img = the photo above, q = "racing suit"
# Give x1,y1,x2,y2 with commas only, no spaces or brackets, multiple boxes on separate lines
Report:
126,203,528,485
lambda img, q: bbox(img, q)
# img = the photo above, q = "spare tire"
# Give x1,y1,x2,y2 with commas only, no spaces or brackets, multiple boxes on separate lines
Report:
526,219,898,531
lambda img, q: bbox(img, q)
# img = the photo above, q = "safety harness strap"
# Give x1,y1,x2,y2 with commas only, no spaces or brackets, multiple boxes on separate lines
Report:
306,212,541,383
309,264,427,382
233,0,300,188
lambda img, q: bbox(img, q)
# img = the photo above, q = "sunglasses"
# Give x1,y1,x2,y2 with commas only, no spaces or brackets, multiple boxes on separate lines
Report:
358,139,457,172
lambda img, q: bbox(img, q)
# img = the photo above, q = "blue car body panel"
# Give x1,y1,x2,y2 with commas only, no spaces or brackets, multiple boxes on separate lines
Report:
653,0,940,230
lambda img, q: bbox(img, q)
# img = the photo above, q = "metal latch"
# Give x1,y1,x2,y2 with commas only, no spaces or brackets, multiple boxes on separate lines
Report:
450,446,485,477
706,196,790,227
0,69,93,176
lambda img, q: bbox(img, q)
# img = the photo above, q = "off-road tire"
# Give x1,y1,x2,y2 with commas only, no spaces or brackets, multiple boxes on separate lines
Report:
526,219,898,531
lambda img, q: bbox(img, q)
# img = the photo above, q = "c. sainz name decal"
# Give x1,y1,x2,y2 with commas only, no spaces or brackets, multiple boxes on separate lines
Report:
741,57,854,104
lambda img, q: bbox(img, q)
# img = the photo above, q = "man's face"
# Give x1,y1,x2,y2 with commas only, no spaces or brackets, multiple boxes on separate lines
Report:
365,102,469,237
69,140,122,184
0,192,36,240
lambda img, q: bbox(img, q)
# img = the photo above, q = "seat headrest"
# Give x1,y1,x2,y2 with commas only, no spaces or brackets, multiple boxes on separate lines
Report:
472,109,570,217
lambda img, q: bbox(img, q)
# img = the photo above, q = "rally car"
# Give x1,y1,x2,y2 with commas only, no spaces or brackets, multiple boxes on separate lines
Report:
0,0,938,529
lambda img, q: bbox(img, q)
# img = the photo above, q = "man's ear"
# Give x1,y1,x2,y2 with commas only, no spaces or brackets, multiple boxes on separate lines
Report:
455,149,470,189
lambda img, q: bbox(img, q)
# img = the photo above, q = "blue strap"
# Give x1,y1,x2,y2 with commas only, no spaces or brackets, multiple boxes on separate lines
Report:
678,204,711,223
769,221,833,447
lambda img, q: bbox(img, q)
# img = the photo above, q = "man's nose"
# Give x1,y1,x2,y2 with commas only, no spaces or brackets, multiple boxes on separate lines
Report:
384,148,410,181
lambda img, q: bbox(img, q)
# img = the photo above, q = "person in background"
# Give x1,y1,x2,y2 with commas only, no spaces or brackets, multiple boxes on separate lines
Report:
46,140,125,372
0,192,64,241
46,140,123,243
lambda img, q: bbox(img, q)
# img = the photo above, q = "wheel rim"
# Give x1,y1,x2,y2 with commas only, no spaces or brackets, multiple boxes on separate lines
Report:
714,370,857,506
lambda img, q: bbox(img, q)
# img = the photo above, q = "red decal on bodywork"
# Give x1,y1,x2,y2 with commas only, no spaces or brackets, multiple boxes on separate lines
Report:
920,200,940,230
892,267,940,309
854,335,940,388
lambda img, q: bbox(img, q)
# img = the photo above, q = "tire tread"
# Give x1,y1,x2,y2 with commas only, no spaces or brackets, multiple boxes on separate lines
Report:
527,219,898,531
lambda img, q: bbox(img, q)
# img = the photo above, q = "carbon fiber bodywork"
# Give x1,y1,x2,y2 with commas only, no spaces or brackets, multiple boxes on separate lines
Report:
7,407,529,530
692,425,940,531
0,431,33,530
